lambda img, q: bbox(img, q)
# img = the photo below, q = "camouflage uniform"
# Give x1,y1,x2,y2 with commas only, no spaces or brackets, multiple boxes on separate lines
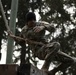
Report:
20,21,74,73
20,21,59,60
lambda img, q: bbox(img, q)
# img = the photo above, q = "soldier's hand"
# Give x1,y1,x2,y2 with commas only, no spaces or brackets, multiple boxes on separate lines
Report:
33,26,45,32
7,30,16,39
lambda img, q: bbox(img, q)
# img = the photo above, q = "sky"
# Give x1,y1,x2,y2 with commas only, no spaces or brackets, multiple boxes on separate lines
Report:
0,40,7,64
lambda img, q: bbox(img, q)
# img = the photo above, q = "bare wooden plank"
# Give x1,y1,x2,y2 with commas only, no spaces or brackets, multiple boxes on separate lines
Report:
0,64,18,75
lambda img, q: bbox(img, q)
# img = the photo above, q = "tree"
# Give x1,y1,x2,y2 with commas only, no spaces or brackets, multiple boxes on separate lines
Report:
0,0,76,75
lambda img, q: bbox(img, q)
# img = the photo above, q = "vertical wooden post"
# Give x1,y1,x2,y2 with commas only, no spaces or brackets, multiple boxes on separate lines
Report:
6,0,18,63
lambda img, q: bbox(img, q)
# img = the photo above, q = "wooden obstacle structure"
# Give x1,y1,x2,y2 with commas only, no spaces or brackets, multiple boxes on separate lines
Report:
0,64,47,75
18,64,47,75
0,64,18,75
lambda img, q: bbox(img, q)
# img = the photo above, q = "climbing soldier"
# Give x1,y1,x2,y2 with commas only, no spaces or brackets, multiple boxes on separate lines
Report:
9,12,75,75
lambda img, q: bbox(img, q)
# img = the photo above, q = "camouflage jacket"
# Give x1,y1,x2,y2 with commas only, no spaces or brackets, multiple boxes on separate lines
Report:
21,21,55,42
20,21,55,59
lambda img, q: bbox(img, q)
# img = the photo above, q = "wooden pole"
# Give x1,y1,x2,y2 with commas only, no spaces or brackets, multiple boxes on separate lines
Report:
6,0,18,63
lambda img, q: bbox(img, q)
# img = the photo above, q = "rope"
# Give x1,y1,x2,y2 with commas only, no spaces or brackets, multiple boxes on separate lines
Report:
0,0,11,32
9,34,45,46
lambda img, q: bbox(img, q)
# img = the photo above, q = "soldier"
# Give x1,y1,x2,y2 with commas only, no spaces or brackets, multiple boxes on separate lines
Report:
9,12,74,75
21,12,74,74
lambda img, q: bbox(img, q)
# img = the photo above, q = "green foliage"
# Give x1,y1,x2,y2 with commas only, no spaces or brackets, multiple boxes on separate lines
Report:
0,0,76,74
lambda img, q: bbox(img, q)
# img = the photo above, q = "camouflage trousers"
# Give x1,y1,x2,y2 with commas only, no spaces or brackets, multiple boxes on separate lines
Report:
32,41,74,63
34,42,60,60
33,41,74,72
36,42,74,72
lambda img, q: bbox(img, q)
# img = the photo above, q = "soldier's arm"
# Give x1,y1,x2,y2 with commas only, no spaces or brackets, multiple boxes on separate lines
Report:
16,26,27,46
40,21,55,32
8,33,25,46
8,26,27,46
33,21,55,33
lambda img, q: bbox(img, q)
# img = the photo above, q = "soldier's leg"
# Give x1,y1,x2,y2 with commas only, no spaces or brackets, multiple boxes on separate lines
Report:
41,60,51,71
48,63,72,75
41,42,60,71
57,51,74,71
48,51,74,74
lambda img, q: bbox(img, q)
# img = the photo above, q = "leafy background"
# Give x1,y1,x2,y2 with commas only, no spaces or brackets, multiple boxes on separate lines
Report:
0,0,76,75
